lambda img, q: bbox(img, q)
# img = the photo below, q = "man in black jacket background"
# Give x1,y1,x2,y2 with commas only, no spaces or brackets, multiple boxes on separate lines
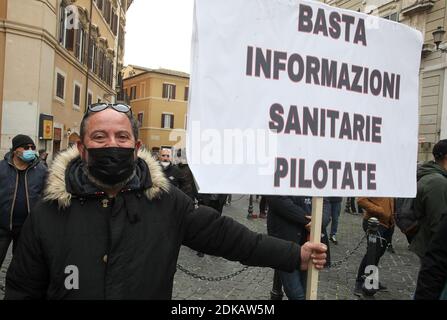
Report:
5,104,326,300
266,196,311,300
0,135,47,273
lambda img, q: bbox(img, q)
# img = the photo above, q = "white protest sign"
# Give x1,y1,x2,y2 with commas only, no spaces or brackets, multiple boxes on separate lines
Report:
187,0,422,197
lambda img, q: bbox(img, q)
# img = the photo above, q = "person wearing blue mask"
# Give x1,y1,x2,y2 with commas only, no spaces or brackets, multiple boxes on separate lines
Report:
0,134,47,278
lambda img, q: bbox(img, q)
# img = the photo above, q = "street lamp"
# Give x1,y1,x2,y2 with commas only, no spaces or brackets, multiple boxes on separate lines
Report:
432,26,447,53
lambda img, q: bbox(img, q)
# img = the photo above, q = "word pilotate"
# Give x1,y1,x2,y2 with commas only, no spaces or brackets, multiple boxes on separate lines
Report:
245,46,401,100
269,103,382,143
274,158,377,190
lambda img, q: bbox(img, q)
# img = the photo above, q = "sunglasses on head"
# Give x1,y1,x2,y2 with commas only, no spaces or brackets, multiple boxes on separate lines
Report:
84,103,132,117
22,145,36,151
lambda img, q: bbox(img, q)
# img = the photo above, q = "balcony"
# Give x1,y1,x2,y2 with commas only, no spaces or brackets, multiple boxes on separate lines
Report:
401,0,435,16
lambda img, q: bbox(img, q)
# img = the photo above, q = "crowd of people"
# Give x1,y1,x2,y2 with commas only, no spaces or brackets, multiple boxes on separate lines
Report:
0,103,445,300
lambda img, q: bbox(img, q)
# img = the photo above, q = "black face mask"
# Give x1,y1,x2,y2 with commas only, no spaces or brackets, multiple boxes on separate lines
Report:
86,147,136,186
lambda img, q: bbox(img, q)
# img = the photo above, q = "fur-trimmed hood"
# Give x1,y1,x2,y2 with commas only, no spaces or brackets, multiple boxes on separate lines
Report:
43,147,170,209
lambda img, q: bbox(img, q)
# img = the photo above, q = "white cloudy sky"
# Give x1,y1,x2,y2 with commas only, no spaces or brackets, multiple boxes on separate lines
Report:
124,0,195,73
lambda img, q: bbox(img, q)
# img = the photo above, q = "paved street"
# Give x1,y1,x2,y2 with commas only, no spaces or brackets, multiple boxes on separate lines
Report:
0,196,420,300
173,196,420,300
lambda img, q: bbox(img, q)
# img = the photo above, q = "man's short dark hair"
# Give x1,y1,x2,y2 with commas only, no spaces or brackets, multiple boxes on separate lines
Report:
80,110,139,142
433,139,447,161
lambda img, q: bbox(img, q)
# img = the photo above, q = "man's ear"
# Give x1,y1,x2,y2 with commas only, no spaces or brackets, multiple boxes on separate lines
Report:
77,140,86,160
135,140,142,151
134,140,142,158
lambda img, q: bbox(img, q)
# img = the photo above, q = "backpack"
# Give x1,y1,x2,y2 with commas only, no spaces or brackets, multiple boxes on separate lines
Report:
394,197,420,239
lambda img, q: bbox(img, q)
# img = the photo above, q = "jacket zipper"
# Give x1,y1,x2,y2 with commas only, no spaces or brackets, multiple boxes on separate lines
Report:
9,167,19,231
24,168,31,215
8,159,36,230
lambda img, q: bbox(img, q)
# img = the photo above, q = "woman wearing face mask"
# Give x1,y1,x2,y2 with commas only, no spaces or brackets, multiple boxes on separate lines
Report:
0,134,47,274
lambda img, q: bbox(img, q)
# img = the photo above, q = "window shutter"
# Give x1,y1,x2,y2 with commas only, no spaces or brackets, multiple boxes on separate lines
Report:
81,30,86,64
59,6,65,43
170,115,174,129
162,84,167,98
88,38,93,69
57,74,65,99
74,85,80,106
66,28,74,51
161,114,166,128
172,85,176,100
75,29,81,59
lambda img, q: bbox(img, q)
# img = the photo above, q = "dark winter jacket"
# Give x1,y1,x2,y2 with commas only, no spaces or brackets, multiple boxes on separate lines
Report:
266,196,310,245
177,163,198,201
415,213,447,300
410,161,447,258
161,162,184,189
5,147,302,300
0,152,47,230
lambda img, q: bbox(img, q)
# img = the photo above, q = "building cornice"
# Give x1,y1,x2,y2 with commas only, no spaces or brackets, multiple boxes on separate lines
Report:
127,96,189,104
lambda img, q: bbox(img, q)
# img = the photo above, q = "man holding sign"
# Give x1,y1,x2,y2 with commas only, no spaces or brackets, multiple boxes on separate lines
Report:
188,0,422,299
5,105,327,300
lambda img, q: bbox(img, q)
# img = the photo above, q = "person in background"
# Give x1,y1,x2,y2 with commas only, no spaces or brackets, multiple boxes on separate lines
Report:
38,149,48,167
158,148,184,189
259,196,267,219
414,212,447,300
0,135,47,273
324,197,342,245
265,196,311,300
410,139,447,260
354,197,394,296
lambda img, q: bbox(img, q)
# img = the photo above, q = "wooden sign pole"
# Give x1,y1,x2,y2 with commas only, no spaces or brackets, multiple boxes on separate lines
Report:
305,197,324,300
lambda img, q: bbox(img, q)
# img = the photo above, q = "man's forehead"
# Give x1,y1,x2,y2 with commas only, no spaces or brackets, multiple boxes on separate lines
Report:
86,109,132,132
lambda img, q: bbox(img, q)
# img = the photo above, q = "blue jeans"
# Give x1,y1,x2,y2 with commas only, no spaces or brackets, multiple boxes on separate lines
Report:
323,201,341,237
279,270,307,300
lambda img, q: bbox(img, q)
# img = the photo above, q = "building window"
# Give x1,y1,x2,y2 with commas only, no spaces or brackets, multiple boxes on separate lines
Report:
88,38,97,72
87,91,93,107
98,49,105,79
103,0,112,24
383,13,398,22
75,26,85,63
95,0,104,11
162,83,176,100
56,72,65,100
58,4,66,45
184,86,189,101
130,86,137,100
111,11,118,36
73,83,81,108
137,112,144,128
107,59,114,87
161,113,174,129
59,4,75,51
118,24,125,50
